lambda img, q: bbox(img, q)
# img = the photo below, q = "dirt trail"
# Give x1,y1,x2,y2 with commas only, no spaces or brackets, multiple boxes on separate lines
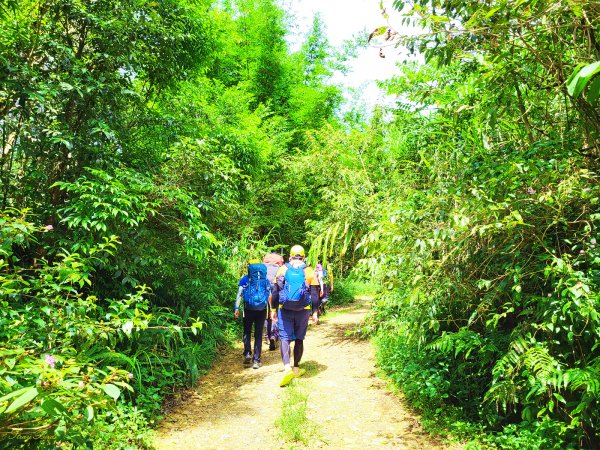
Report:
155,298,453,449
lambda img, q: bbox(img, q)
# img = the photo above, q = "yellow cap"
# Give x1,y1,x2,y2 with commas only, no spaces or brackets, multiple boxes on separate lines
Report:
248,258,261,264
290,245,305,257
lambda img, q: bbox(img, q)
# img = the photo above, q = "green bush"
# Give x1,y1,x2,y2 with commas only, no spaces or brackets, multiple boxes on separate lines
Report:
0,209,209,447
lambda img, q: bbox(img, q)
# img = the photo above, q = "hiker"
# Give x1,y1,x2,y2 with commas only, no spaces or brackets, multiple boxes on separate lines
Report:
306,260,324,320
263,252,284,350
314,262,325,316
316,261,334,315
270,245,319,386
234,259,271,369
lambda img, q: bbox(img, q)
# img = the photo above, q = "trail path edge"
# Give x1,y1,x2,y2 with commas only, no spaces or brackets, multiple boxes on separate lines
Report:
155,296,454,449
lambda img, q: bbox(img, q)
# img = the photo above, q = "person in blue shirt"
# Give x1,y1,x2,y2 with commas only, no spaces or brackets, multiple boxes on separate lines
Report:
235,259,270,369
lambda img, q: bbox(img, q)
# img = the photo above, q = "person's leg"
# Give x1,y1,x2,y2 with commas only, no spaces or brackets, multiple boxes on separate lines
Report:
293,339,304,367
292,309,310,341
310,285,321,318
267,313,276,350
278,309,296,386
278,309,295,367
321,285,329,315
266,316,272,339
280,339,292,367
242,311,252,364
252,309,267,365
291,310,310,378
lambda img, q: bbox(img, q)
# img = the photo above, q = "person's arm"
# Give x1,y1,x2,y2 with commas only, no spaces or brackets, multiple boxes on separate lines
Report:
235,275,248,318
317,270,324,296
234,286,244,318
305,268,319,324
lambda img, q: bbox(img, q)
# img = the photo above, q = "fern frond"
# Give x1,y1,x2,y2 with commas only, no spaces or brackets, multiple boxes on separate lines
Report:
564,367,600,396
427,332,454,354
522,347,560,382
485,379,518,412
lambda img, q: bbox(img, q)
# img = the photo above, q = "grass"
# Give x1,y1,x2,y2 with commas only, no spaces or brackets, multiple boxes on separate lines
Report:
275,378,318,445
329,279,378,307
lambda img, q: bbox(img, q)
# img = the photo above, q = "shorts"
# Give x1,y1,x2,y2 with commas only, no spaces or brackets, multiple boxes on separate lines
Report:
278,308,310,341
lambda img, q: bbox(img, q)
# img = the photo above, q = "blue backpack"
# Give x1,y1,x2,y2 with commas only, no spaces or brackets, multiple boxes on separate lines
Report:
243,263,270,310
280,262,309,311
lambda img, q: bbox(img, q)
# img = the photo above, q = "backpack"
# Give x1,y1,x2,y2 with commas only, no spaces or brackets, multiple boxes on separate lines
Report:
263,252,284,265
265,263,281,289
279,262,310,311
243,263,270,310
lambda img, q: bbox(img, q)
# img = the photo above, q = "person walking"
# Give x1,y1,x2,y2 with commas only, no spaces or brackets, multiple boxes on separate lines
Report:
308,260,324,318
263,252,284,350
270,245,319,386
315,261,333,315
234,259,271,369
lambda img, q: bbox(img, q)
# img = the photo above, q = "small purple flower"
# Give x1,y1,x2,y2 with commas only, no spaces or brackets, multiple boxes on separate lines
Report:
127,373,134,379
580,249,585,254
44,224,54,232
78,381,85,387
527,187,536,195
44,354,55,369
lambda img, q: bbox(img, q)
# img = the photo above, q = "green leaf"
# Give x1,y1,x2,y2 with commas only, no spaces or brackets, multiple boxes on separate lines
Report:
586,75,600,104
2,386,39,414
430,14,450,22
101,383,121,401
553,393,566,404
85,405,94,421
0,386,32,405
112,381,134,392
41,398,68,417
579,60,600,79
368,26,388,43
567,61,600,98
59,82,74,91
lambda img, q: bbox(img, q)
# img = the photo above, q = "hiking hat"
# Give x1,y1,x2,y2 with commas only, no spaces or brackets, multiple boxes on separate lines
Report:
248,258,261,264
290,245,305,257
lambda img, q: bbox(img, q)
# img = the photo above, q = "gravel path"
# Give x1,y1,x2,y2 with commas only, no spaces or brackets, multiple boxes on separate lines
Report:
155,298,452,449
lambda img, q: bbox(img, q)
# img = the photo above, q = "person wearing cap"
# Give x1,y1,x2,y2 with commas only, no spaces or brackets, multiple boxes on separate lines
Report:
235,259,270,369
270,245,319,386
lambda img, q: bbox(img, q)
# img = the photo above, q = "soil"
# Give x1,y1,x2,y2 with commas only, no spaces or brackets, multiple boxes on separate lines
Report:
154,298,457,449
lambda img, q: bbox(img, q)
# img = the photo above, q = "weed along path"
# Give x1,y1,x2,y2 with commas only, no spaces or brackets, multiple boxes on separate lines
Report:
155,297,450,450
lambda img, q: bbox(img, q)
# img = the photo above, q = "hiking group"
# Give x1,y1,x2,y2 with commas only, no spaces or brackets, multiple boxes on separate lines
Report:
234,245,333,386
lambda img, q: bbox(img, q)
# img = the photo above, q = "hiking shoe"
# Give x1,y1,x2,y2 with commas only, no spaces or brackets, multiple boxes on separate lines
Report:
293,368,306,378
279,369,295,387
269,338,276,351
252,361,261,369
243,354,252,365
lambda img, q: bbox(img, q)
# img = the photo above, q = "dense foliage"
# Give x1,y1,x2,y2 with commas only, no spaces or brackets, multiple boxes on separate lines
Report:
1,0,345,447
1,0,599,448
352,1,600,448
